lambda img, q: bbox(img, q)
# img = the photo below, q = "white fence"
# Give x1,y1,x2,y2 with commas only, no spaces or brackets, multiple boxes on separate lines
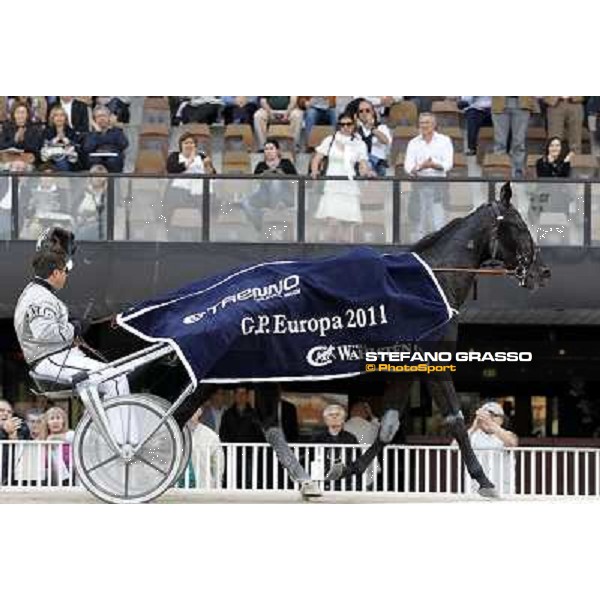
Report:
1,440,599,497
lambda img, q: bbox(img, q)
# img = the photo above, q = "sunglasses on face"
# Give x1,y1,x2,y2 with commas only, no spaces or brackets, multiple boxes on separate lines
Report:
339,122,354,127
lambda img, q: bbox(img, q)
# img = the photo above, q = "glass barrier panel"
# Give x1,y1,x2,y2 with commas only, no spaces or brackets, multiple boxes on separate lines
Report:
115,177,202,242
495,181,584,246
591,184,600,245
17,175,95,240
305,178,393,244
0,175,10,239
210,177,298,242
400,180,487,245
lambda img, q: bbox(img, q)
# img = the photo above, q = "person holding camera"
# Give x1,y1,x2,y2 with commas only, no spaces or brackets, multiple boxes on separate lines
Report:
355,98,392,176
0,398,31,485
240,138,297,237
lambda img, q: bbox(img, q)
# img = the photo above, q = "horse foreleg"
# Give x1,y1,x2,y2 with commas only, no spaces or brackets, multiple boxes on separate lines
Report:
326,378,411,482
426,378,497,497
255,391,320,496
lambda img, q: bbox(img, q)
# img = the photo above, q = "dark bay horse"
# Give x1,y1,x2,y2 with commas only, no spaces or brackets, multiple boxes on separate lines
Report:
249,182,551,497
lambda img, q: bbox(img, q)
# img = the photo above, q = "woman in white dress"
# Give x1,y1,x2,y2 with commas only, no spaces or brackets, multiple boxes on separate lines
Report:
310,113,372,242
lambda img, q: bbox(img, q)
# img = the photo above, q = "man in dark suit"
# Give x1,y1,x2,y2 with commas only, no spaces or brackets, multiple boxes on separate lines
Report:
49,96,90,135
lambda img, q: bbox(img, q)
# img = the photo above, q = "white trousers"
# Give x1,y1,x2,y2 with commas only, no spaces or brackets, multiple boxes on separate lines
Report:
34,347,135,444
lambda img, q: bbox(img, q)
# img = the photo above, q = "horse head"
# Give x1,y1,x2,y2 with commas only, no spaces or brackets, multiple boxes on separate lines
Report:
35,227,77,271
486,182,551,290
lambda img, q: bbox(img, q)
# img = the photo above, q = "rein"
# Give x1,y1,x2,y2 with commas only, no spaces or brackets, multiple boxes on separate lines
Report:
432,267,515,275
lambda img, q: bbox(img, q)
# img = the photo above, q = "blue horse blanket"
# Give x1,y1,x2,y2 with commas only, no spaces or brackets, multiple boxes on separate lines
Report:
117,248,455,385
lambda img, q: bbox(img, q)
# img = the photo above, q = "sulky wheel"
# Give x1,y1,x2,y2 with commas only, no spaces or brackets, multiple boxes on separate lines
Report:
151,395,193,487
73,394,184,504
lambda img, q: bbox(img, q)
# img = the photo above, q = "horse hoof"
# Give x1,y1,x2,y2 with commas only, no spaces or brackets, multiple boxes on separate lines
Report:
478,485,499,499
379,409,400,443
300,480,322,498
325,462,346,481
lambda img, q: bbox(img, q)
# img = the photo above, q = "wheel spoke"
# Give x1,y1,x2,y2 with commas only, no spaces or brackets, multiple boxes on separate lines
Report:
136,454,169,476
88,453,120,474
124,462,130,497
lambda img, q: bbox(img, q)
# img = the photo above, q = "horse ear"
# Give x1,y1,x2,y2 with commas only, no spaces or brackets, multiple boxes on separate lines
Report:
499,182,512,208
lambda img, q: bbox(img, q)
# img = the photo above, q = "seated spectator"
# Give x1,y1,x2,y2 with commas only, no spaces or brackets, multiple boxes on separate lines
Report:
76,164,109,240
164,132,216,229
536,137,572,178
404,112,453,241
41,106,81,171
465,401,518,495
302,96,336,148
254,96,304,149
183,406,224,489
83,105,128,172
174,97,222,125
313,403,358,445
543,97,584,154
95,97,131,125
222,96,258,125
347,96,401,120
0,398,31,485
344,401,379,446
240,138,297,238
492,96,535,177
40,406,74,486
48,96,90,134
0,101,44,162
458,96,492,155
7,96,47,124
355,98,392,176
310,112,372,243
14,409,46,486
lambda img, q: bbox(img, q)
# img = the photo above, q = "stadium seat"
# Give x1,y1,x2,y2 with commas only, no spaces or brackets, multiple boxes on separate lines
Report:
138,123,170,156
450,153,468,177
476,127,495,163
391,126,418,165
307,125,334,151
267,124,295,155
142,97,170,126
438,126,464,152
394,153,406,177
526,154,543,177
135,149,166,174
570,155,598,179
482,154,512,178
222,151,251,174
224,124,254,152
527,127,548,155
432,100,461,128
387,101,418,127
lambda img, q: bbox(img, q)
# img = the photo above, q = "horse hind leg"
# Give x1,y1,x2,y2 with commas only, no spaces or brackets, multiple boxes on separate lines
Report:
427,378,497,498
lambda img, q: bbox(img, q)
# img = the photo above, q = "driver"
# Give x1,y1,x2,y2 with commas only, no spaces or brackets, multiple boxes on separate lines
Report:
13,245,129,399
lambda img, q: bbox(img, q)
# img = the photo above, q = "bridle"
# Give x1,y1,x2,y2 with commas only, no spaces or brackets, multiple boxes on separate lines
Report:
432,202,536,287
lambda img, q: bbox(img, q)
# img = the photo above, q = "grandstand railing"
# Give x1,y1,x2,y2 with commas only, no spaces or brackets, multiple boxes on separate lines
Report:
1,173,599,247
1,440,599,498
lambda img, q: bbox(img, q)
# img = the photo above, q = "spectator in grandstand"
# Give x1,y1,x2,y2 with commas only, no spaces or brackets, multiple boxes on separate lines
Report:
174,97,222,125
82,105,129,172
7,96,47,124
240,138,297,238
76,164,109,240
25,409,44,440
586,97,600,148
48,96,90,134
200,387,231,434
465,401,517,495
536,137,573,178
0,101,44,162
40,406,74,486
95,97,131,125
355,98,392,176
347,96,401,120
492,96,536,177
41,106,81,171
254,96,304,149
0,398,31,485
221,96,258,125
310,112,372,243
302,96,337,148
542,97,584,154
458,96,492,155
164,132,216,231
0,160,32,238
184,406,224,489
12,409,46,485
404,112,453,241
